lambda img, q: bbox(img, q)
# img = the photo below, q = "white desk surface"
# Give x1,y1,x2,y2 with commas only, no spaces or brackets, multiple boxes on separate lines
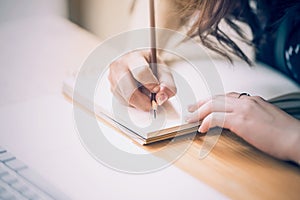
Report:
0,16,227,200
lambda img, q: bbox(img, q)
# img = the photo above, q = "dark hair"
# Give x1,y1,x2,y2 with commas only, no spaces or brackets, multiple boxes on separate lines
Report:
174,0,260,65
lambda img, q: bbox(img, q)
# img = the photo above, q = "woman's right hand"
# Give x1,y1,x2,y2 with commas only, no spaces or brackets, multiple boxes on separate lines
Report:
108,50,177,111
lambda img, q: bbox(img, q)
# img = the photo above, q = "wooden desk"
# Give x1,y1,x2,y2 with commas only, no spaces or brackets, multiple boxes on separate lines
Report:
67,86,300,199
144,130,300,200
70,94,300,199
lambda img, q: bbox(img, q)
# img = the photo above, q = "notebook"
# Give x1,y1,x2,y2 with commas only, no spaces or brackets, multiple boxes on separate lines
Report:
63,59,300,145
63,60,208,145
268,92,300,119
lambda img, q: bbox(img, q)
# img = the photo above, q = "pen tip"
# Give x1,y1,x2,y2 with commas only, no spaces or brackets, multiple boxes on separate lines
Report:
151,100,157,119
152,100,158,110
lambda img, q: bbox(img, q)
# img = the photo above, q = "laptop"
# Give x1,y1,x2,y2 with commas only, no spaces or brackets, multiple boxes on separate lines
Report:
0,146,70,200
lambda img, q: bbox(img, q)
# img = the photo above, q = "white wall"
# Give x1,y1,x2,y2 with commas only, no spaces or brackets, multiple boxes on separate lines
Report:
71,0,176,41
79,0,134,40
0,0,68,24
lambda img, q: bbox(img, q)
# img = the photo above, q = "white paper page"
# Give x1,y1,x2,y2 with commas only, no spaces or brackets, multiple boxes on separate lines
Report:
94,61,208,139
66,58,300,141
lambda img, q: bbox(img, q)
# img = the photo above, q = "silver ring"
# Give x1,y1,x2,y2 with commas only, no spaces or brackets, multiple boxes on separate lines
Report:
238,93,251,98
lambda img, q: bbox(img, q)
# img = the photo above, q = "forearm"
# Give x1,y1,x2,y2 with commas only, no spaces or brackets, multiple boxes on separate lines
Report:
288,120,300,165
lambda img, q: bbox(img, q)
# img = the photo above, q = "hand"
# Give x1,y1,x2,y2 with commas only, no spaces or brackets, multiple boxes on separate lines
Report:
108,50,177,111
186,92,300,163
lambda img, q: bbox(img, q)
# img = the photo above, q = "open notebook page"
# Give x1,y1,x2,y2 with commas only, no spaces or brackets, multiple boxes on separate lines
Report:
63,59,212,143
93,58,214,139
94,69,202,139
64,58,300,144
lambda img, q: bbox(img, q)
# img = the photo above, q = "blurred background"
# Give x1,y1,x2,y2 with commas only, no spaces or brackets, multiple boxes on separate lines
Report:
0,0,153,106
0,0,254,103
0,0,253,59
70,0,148,40
0,0,148,40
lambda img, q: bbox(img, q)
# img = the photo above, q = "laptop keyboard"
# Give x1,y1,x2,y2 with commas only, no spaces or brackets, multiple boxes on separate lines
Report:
0,147,70,200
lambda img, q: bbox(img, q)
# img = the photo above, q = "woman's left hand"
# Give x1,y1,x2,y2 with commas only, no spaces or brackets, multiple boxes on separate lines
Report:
186,92,300,163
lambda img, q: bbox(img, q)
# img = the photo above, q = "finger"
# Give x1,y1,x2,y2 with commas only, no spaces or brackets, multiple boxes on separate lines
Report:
155,89,169,106
188,99,208,113
156,87,177,106
198,112,232,133
113,72,151,111
139,85,151,97
109,61,131,95
157,63,177,96
129,89,152,111
156,85,179,106
154,63,177,106
186,97,234,123
127,55,160,93
187,94,227,113
112,85,150,111
226,92,240,98
112,90,129,106
116,71,140,102
114,71,151,111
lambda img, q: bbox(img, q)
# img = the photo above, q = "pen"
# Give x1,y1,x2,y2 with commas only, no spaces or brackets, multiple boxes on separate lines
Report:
149,0,158,119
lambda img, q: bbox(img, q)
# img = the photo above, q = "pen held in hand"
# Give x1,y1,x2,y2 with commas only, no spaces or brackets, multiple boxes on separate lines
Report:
149,0,158,119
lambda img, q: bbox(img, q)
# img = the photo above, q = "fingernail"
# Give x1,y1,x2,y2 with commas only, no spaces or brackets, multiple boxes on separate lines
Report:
153,85,160,93
198,126,204,133
157,93,168,106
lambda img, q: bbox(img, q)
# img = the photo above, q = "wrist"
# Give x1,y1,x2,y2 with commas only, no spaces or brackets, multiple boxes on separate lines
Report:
287,120,300,165
293,137,300,166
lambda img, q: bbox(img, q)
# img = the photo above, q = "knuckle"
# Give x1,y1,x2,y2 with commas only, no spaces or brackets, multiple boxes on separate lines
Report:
252,96,265,102
206,99,214,110
161,85,177,97
110,86,114,94
128,89,139,103
109,62,122,77
242,99,256,111
227,92,237,96
108,72,113,83
212,95,222,100
171,86,177,95
109,59,121,69
133,65,150,81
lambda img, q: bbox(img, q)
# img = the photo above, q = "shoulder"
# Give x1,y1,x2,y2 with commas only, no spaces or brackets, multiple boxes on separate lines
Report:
256,1,300,84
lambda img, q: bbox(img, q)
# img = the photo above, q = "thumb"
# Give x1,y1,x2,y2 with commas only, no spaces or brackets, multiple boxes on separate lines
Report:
127,55,160,93
156,63,177,105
